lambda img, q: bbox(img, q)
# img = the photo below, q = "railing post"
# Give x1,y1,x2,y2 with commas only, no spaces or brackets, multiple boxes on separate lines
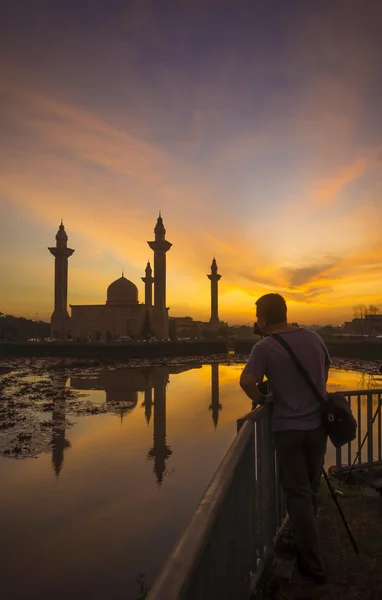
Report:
335,447,342,472
378,393,382,462
347,394,352,466
249,425,257,584
258,406,276,553
357,394,362,464
367,392,374,468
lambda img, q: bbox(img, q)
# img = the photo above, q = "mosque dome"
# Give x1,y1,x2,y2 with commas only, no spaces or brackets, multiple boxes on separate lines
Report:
106,275,138,305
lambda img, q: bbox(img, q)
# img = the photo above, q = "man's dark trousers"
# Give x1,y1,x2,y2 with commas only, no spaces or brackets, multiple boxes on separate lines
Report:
274,426,327,577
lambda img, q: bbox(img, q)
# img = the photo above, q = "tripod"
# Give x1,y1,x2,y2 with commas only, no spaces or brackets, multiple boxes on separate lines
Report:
322,468,359,554
345,397,382,485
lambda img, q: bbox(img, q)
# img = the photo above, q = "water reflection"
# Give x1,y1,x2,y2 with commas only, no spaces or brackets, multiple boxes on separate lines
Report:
51,402,70,478
209,362,222,428
0,362,381,600
357,371,382,390
44,364,382,480
147,368,171,485
50,372,71,478
70,365,205,485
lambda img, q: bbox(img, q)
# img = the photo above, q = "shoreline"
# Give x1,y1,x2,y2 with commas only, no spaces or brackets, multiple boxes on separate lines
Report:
1,338,382,361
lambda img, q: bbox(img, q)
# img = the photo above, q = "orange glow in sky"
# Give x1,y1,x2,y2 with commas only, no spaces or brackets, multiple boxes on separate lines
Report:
0,2,381,325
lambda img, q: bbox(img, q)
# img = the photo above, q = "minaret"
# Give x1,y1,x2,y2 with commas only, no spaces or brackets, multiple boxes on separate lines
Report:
141,261,154,306
207,257,221,326
209,363,222,428
147,213,172,338
48,221,75,339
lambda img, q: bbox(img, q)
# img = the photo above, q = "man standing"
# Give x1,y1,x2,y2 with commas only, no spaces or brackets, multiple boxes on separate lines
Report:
240,293,330,584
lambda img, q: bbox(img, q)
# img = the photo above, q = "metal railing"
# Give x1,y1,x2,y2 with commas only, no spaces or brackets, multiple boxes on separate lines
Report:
334,389,382,473
147,404,287,600
147,388,382,600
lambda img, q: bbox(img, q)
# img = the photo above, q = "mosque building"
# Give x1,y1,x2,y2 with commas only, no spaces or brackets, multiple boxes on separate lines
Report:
48,213,223,341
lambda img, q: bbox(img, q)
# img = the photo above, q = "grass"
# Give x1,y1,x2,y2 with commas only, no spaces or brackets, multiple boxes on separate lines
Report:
271,475,382,600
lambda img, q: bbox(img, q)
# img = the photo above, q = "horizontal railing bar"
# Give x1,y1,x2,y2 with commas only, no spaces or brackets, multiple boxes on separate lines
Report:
335,389,382,396
336,459,382,473
237,391,382,430
147,420,254,600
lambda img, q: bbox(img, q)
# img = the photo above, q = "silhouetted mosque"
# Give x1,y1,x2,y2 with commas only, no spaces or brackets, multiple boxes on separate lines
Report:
48,214,223,341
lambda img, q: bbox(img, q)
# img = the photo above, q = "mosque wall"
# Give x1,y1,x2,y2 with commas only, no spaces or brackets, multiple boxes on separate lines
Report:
70,304,152,341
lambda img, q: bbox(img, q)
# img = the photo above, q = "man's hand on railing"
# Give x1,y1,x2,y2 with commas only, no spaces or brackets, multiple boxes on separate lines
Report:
251,393,274,410
263,394,275,404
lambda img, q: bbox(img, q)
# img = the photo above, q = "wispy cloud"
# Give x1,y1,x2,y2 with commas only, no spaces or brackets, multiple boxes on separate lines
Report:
284,262,338,288
312,158,367,207
1,1,382,324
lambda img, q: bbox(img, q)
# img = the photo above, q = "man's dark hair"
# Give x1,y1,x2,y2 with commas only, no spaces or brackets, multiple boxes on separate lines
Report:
255,293,287,324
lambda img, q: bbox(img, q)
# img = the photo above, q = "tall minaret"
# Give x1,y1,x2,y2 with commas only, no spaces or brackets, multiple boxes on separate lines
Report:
147,213,172,338
207,257,221,326
141,260,154,306
48,221,74,339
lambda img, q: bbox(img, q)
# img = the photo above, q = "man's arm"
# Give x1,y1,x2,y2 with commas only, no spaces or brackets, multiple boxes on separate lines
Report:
239,372,264,405
240,343,267,406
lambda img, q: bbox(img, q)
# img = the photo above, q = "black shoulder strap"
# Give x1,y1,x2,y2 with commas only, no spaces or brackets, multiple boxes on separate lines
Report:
272,333,325,409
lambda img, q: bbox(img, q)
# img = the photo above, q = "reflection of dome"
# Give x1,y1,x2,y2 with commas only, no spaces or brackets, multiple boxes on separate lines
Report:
106,276,138,305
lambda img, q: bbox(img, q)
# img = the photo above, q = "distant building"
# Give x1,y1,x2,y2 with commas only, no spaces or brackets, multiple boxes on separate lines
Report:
366,314,382,335
169,316,203,340
317,325,342,336
341,318,367,335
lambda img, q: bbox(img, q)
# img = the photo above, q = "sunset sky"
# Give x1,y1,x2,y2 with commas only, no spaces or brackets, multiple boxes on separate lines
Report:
1,0,381,325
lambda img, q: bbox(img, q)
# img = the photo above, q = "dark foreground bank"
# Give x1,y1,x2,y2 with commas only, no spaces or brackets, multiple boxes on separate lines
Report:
263,473,382,600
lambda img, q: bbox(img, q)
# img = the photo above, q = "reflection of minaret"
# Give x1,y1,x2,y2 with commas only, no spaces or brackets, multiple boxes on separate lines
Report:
141,261,154,306
207,257,221,326
147,213,172,339
147,369,172,485
142,386,153,424
209,363,222,428
48,221,75,339
50,373,70,478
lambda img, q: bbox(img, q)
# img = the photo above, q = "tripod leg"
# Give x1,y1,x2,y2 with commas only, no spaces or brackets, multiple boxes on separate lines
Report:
323,469,359,554
345,401,382,484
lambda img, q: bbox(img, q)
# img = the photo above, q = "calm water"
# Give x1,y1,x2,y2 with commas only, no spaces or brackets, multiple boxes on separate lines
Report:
0,362,381,599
